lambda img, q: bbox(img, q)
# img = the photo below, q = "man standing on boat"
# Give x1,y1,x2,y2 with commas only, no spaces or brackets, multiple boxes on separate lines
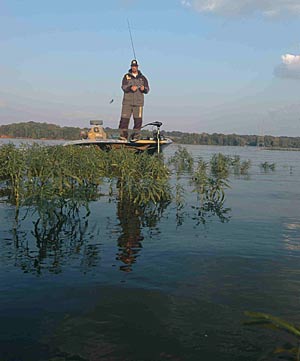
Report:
119,59,150,141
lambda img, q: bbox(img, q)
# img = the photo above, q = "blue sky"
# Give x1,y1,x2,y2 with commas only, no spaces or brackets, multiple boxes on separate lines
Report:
1,0,300,136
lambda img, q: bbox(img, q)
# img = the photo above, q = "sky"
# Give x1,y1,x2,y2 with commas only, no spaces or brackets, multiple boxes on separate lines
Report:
1,0,300,136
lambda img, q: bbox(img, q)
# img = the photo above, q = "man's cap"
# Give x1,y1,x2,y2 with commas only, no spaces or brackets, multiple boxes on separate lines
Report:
131,59,139,67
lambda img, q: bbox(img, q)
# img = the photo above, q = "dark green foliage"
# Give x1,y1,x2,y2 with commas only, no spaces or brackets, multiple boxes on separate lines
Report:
0,121,82,140
167,149,234,224
210,153,231,178
226,155,251,175
103,148,171,205
0,144,243,227
0,144,171,209
208,153,250,177
165,130,300,148
0,143,26,208
0,144,102,206
240,160,252,175
192,156,231,224
166,147,253,225
167,146,194,174
193,157,229,202
0,145,238,273
167,147,194,225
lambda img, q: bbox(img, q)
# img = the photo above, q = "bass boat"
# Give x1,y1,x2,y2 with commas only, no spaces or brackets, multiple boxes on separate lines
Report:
63,120,172,154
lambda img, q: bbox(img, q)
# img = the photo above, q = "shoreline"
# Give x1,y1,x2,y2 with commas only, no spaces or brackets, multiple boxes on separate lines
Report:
1,137,300,150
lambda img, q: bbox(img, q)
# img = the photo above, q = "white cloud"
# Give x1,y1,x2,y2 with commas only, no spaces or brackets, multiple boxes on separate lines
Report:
282,53,300,65
274,53,300,79
181,0,300,17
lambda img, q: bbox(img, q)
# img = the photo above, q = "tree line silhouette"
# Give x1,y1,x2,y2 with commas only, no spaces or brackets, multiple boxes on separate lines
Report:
0,121,300,148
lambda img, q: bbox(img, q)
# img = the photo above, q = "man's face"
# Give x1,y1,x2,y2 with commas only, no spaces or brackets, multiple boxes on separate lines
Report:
131,65,138,73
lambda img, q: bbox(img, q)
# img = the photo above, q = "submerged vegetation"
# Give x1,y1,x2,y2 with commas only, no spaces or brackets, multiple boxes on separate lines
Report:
0,144,253,228
0,143,248,273
0,144,238,207
0,144,171,209
167,147,252,224
245,311,300,360
260,161,276,171
0,144,173,273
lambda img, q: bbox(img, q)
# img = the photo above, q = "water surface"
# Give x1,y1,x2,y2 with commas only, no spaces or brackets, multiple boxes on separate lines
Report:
0,143,300,361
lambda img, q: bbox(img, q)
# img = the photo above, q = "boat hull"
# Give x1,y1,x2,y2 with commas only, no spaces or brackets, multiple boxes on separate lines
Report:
63,138,172,154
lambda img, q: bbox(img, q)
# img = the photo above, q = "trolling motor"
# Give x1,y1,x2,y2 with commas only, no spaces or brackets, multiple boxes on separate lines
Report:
142,121,162,128
142,121,163,153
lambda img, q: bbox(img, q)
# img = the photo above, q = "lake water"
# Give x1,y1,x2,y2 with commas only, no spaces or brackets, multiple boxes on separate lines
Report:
0,143,300,361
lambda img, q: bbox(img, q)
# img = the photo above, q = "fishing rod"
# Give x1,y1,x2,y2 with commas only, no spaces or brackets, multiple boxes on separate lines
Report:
109,20,137,105
127,18,137,60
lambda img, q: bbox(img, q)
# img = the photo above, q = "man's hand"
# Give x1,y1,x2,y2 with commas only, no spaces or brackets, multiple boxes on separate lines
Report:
131,85,138,92
140,85,145,92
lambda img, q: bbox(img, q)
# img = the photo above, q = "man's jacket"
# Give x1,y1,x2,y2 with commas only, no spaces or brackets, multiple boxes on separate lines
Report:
121,69,150,106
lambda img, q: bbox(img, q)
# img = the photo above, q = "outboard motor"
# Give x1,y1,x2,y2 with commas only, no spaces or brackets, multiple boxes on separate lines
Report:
87,120,107,140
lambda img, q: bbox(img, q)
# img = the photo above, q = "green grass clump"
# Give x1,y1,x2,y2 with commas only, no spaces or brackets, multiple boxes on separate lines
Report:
0,144,239,226
167,149,232,225
104,148,171,205
260,161,276,171
210,153,252,177
191,157,231,224
0,144,171,209
168,146,194,174
210,153,231,178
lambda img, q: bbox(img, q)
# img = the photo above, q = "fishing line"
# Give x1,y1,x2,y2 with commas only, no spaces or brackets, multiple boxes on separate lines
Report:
127,18,137,59
109,20,136,105
109,21,136,108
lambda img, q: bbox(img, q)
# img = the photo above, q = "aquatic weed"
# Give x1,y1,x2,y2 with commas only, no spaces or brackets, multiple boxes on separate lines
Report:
168,146,194,175
260,161,276,172
245,311,300,360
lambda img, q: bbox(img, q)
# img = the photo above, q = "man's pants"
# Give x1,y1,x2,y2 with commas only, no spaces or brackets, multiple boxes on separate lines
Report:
119,104,143,139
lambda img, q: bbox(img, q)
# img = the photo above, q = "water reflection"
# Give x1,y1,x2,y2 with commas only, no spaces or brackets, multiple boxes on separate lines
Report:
6,196,171,274
4,189,231,274
192,200,231,225
116,199,144,272
282,220,300,251
116,197,169,272
11,200,94,274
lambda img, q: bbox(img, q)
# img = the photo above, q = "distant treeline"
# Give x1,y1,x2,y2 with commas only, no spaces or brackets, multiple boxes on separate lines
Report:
0,121,82,140
0,121,300,148
163,131,300,148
